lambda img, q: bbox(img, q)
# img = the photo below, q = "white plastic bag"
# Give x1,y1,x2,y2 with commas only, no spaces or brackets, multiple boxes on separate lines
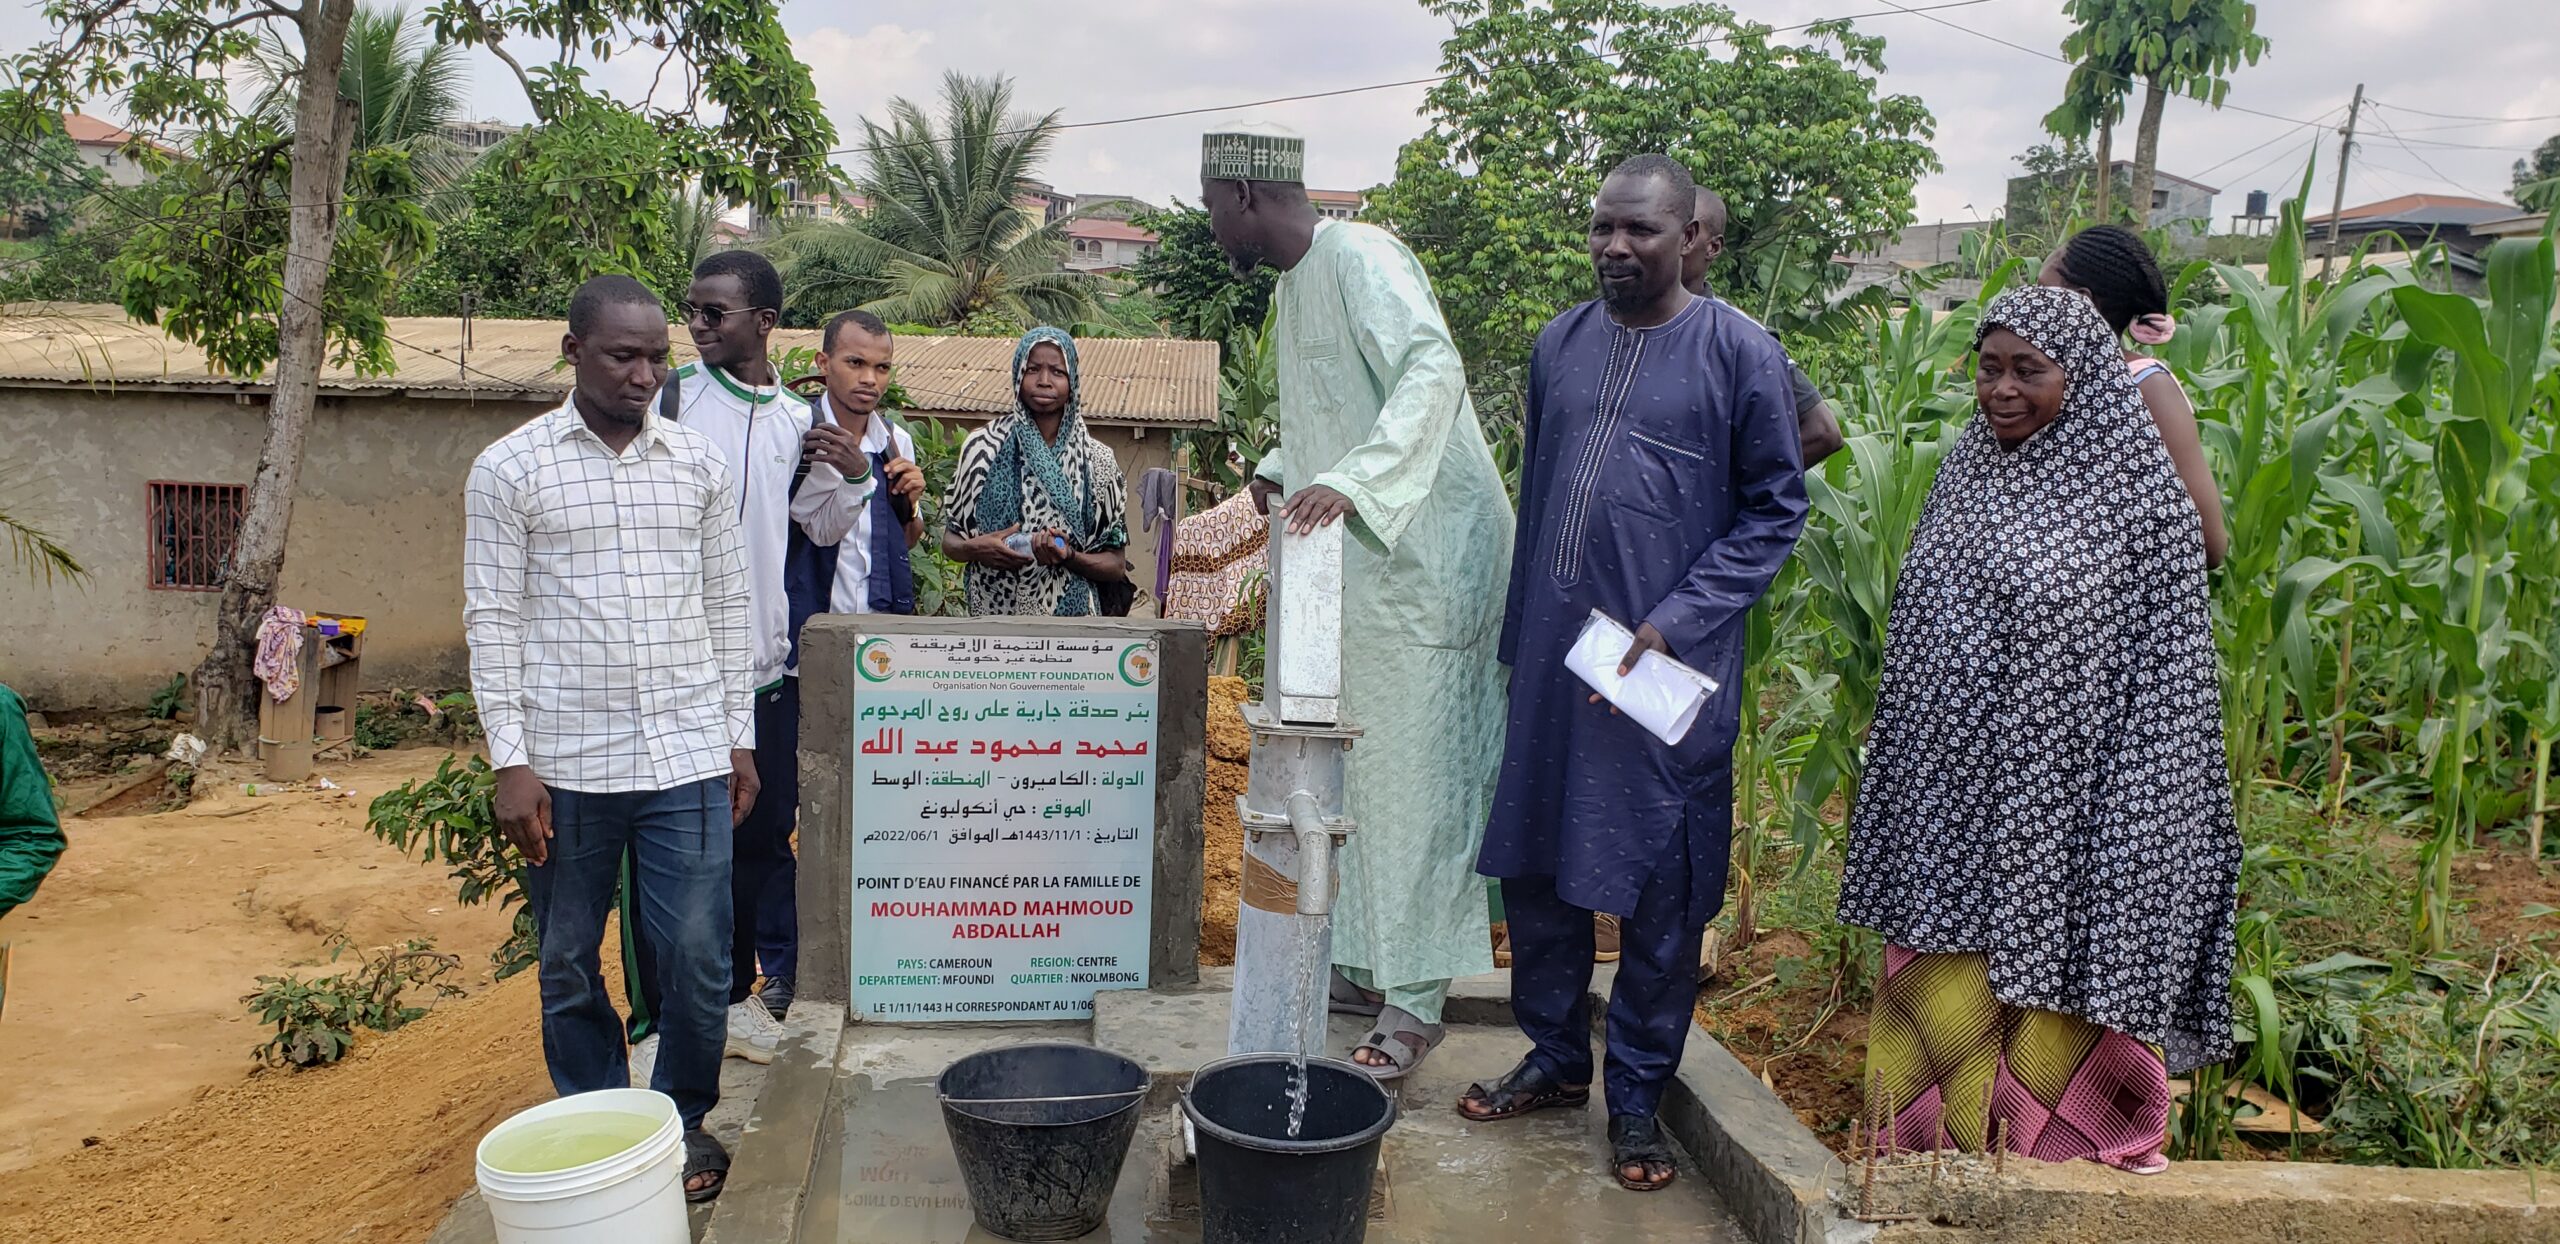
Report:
1564,610,1719,746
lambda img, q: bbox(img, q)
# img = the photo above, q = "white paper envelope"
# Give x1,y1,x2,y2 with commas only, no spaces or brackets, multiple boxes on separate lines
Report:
1564,610,1720,746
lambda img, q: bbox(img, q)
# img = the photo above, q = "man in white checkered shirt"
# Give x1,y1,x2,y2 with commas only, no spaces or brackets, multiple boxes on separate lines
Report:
461,274,755,1201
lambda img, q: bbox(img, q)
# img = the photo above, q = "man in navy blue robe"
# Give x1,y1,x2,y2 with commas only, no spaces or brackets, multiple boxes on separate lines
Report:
1464,155,1808,1192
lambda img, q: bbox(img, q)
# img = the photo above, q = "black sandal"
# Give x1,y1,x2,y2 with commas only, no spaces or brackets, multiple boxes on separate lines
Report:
1455,1056,1590,1122
683,1128,731,1203
1608,1115,1677,1191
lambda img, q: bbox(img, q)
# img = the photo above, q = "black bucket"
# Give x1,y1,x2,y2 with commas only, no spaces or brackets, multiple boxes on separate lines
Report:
937,1043,1149,1242
1181,1054,1396,1244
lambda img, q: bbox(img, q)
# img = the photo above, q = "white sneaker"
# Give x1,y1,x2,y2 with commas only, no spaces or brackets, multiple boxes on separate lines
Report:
628,1033,660,1088
726,996,783,1065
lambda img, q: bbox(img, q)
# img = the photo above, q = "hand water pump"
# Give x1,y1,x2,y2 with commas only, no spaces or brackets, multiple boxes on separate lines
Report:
1227,513,1362,1057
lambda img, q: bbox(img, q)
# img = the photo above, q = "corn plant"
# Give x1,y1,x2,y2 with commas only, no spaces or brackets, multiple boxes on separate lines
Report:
1785,295,1980,862
2386,222,2557,948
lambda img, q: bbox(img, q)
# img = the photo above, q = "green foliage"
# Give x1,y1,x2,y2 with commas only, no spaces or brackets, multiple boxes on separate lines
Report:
769,73,1106,332
899,415,972,617
1366,0,1936,414
148,673,187,721
1186,302,1281,496
1129,203,1275,349
245,3,473,201
2051,0,2270,220
0,108,101,236
111,123,434,380
366,755,534,978
1,506,86,585
2515,134,2560,212
1708,199,2560,1170
2004,136,2102,246
243,936,463,1069
2058,0,2271,112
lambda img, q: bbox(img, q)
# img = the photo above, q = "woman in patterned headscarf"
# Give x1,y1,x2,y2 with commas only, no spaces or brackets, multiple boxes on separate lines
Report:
940,327,1132,616
1838,285,2239,1175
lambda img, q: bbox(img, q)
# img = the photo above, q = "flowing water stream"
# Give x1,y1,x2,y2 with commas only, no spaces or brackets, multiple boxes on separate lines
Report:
1285,916,1320,1139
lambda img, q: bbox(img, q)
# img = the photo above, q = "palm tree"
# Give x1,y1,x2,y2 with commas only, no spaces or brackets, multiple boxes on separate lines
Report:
245,5,474,198
770,73,1105,331
2,508,84,585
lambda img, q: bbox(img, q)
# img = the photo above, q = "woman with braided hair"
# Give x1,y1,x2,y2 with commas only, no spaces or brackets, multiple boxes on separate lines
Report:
2041,225,2228,567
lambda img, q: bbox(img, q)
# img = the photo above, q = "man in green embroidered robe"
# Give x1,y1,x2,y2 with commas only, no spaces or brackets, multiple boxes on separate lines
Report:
1202,125,1512,1079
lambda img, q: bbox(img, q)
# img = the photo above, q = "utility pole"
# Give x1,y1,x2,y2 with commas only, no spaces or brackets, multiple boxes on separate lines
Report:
2321,84,2364,283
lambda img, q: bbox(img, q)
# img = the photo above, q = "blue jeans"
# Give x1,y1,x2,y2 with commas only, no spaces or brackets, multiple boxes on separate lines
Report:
527,778,732,1130
624,680,798,1043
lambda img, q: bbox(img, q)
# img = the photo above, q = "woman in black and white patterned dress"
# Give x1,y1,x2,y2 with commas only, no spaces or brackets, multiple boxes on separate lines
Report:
1838,285,2239,1174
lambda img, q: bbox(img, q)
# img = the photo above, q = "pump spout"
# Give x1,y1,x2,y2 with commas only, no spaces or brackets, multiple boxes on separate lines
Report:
1285,790,1332,917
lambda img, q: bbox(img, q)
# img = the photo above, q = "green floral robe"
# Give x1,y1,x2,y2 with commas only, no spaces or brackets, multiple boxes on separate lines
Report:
1255,221,1513,991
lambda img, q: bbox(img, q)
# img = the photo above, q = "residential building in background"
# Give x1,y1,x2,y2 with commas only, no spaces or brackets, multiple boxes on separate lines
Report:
2303,194,2520,259
0,307,1219,709
753,179,869,234
431,118,523,153
1070,193,1161,222
2004,159,2218,244
1309,189,1366,220
1832,219,1993,308
59,113,178,187
2301,194,2527,294
1064,218,1161,273
1020,179,1075,225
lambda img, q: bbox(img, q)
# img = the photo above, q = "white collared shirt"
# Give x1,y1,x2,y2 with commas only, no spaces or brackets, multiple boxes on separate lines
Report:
818,395,919,615
670,364,868,688
463,400,755,793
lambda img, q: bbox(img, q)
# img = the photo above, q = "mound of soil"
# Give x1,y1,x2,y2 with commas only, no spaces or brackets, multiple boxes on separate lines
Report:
0,959,554,1244
0,750,517,1174
1199,676,1251,967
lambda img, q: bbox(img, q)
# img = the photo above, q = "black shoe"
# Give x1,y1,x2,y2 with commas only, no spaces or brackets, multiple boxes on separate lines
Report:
759,975,794,1021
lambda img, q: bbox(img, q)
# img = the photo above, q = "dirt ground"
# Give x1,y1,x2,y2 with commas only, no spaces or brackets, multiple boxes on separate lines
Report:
0,943,556,1244
1693,929,1870,1154
0,749,517,1175
0,684,1258,1244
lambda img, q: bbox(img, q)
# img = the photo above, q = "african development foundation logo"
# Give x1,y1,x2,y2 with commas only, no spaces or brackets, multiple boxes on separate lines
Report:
858,637,894,682
1119,643,1156,687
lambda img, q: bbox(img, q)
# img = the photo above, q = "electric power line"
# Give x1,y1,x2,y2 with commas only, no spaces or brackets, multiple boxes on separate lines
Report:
2363,108,2503,200
2221,135,2322,195
2187,104,2343,180
1864,0,2335,129
2368,99,2560,125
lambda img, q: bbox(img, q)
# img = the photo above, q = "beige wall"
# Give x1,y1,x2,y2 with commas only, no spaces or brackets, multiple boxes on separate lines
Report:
0,388,548,710
0,388,1181,712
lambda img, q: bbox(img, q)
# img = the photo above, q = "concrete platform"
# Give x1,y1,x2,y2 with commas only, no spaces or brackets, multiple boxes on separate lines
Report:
783,998,1747,1244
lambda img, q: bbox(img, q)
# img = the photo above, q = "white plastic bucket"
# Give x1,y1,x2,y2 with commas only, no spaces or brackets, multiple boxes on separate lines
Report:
474,1088,688,1244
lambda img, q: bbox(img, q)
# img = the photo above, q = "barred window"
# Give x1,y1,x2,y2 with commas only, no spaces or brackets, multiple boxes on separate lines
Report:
147,481,244,590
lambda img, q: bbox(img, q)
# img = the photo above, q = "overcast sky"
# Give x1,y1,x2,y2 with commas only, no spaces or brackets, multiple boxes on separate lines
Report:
12,0,2557,228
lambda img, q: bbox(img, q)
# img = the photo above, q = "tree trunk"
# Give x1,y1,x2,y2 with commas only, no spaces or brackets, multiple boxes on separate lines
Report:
190,0,361,753
2130,74,2170,230
2093,119,2114,222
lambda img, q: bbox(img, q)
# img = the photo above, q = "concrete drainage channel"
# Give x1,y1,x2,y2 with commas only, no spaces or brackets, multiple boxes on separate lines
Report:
691,973,2559,1244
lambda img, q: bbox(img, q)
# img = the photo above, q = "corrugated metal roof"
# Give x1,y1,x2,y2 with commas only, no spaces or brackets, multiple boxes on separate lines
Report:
0,304,1218,426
